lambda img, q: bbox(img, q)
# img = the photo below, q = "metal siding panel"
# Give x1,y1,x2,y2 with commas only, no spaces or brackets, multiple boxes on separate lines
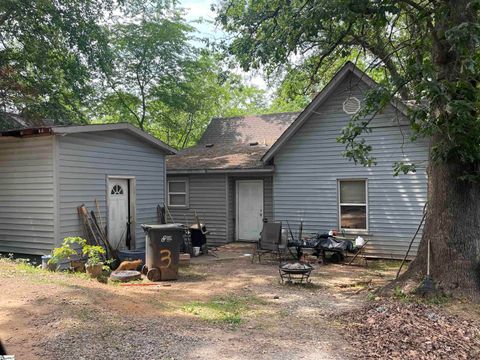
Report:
0,136,56,254
273,73,428,259
168,174,227,246
58,130,166,250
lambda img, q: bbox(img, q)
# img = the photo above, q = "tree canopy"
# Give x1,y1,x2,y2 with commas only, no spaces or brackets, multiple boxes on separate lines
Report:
216,0,480,176
0,0,271,148
92,6,269,148
0,0,114,123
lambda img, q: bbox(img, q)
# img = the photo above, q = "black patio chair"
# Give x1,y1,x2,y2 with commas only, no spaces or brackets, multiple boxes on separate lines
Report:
252,222,285,263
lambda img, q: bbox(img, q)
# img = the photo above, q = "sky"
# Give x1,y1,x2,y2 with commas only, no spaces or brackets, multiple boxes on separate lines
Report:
181,0,221,39
180,0,268,90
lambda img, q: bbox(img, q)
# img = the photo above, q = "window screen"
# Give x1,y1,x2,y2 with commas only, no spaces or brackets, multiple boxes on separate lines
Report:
339,180,367,230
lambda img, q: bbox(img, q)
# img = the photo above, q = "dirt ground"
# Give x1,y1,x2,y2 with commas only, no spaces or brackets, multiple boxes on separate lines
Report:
0,245,479,360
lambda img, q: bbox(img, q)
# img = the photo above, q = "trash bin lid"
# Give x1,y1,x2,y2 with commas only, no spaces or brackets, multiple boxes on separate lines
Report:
141,223,185,231
189,223,205,230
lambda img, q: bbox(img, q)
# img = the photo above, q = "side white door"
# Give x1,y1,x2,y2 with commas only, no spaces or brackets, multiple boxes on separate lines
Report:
108,179,129,250
236,180,264,241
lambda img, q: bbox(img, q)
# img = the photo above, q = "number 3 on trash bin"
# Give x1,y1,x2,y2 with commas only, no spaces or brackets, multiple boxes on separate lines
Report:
160,249,172,268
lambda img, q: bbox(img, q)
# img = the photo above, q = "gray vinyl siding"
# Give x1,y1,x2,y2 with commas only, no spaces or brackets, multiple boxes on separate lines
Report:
273,73,429,258
0,136,56,254
227,175,273,242
57,130,166,250
167,174,227,246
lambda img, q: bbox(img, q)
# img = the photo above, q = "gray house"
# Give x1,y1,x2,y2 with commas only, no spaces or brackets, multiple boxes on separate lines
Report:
0,123,175,255
167,62,429,258
167,112,299,245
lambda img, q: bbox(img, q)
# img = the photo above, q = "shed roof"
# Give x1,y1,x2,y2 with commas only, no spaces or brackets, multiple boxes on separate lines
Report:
166,112,299,172
0,121,176,155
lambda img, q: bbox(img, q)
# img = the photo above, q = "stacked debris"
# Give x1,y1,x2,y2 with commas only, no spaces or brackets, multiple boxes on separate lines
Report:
77,202,115,259
341,300,480,359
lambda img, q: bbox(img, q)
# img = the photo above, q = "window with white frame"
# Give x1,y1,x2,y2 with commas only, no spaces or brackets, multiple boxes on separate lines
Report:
168,179,188,207
338,180,368,230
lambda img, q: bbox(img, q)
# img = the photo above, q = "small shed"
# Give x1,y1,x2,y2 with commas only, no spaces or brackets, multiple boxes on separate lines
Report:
0,122,176,255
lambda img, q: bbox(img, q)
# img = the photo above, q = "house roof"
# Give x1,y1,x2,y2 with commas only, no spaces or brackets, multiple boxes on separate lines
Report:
262,61,409,162
167,112,299,173
0,112,54,130
0,122,177,155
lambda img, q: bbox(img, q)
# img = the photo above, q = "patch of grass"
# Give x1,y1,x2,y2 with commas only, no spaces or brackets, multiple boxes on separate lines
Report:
182,295,264,325
15,260,44,274
367,260,403,271
366,292,378,302
0,256,98,287
424,294,450,306
393,286,411,302
392,285,452,306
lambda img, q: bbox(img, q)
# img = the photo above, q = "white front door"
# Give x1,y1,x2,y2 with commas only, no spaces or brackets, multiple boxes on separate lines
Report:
236,180,264,241
108,178,129,250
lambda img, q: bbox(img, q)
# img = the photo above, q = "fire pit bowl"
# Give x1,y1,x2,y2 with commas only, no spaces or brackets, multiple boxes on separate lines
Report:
279,262,314,284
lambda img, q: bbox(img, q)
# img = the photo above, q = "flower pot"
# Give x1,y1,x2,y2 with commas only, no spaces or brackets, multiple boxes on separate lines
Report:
70,259,86,273
86,263,103,278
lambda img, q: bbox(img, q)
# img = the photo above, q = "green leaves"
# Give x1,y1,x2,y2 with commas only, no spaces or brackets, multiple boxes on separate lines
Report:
92,5,270,149
217,0,480,178
393,162,417,176
0,0,114,124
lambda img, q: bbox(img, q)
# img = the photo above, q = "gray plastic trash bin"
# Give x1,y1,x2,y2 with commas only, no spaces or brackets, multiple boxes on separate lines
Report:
141,223,185,281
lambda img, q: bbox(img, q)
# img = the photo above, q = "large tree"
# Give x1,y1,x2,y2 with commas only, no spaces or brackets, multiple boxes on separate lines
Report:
0,0,116,124
216,0,480,298
93,4,269,148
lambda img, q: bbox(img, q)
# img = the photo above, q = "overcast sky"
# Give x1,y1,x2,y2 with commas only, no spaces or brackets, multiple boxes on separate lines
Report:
181,0,219,38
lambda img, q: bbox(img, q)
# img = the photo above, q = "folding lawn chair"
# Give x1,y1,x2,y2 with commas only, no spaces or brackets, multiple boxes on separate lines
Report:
252,222,284,263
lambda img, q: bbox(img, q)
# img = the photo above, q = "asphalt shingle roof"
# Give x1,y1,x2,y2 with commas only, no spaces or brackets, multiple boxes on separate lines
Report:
0,112,53,131
167,112,299,171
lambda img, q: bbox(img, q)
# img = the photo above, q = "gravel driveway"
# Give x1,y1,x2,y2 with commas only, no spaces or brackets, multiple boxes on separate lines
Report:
1,250,476,360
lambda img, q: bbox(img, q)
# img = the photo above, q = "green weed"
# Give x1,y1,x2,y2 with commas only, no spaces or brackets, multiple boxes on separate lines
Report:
393,286,411,302
182,295,264,325
367,260,404,271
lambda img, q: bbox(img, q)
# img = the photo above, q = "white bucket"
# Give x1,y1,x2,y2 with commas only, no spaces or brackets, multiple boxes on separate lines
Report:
355,236,365,247
193,247,201,257
41,255,51,270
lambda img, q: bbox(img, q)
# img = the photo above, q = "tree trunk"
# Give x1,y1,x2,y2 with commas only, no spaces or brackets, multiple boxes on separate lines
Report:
391,0,480,300
398,161,480,298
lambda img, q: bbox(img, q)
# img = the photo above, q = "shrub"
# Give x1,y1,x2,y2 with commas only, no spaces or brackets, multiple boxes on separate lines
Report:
83,245,106,266
48,237,87,266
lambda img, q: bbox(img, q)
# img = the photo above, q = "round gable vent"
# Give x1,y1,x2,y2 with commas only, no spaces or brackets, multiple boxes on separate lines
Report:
343,96,361,115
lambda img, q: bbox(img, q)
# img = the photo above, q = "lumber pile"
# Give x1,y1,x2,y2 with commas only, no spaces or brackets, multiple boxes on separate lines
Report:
77,199,117,260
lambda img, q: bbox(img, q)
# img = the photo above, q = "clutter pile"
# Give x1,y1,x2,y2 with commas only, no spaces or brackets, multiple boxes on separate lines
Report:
342,300,480,359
